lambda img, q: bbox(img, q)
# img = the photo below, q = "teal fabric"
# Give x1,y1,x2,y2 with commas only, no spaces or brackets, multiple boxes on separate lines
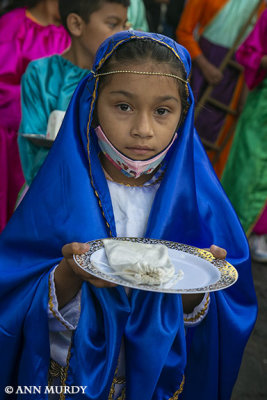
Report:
127,0,149,31
221,77,267,234
18,55,89,185
203,0,259,48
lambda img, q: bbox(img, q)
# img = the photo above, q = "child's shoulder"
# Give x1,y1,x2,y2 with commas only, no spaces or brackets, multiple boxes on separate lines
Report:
23,55,86,93
25,54,64,76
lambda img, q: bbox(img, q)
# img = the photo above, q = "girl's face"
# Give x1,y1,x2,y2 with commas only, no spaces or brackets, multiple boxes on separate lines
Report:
97,62,182,162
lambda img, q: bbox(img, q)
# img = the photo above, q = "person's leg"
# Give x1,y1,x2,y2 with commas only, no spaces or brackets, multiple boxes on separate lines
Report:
249,204,267,263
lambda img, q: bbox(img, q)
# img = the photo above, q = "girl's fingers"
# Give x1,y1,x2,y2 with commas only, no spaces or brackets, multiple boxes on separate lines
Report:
61,243,117,288
209,244,227,259
62,242,90,258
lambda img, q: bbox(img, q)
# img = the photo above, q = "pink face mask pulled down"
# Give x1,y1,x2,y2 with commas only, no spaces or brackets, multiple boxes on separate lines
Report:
95,125,177,179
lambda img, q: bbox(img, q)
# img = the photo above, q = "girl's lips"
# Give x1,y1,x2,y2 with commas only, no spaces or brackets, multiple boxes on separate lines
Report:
126,146,154,155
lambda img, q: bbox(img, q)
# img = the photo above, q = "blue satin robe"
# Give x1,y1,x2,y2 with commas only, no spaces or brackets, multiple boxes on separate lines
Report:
0,31,257,400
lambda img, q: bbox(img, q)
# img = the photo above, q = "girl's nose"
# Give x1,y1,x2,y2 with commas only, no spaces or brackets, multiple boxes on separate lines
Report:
131,113,153,138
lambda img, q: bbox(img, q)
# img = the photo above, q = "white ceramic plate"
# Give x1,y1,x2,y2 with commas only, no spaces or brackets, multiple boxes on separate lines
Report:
73,237,238,293
21,134,54,148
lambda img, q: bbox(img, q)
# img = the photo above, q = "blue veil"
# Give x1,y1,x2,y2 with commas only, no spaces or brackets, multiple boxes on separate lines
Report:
0,31,257,399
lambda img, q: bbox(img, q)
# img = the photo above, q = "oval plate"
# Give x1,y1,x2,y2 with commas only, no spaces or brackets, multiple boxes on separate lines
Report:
73,237,238,293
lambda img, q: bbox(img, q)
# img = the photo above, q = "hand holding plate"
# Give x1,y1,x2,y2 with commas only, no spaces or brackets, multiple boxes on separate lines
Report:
55,242,117,309
61,242,117,287
208,244,227,259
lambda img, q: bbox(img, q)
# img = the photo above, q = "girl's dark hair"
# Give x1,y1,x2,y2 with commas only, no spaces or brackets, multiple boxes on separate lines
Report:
59,0,130,31
98,39,190,126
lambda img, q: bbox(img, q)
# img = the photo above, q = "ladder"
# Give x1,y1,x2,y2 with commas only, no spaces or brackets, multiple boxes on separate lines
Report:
194,1,263,167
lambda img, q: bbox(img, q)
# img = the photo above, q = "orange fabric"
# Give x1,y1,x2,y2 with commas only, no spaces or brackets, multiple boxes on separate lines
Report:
176,0,229,60
25,9,43,25
258,2,266,16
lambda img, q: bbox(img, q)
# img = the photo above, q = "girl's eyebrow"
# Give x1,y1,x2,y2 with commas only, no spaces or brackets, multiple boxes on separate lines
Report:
109,90,180,103
109,90,134,97
155,95,180,104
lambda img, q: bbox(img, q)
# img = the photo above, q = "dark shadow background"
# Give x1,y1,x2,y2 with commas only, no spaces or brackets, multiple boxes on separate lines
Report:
232,260,267,399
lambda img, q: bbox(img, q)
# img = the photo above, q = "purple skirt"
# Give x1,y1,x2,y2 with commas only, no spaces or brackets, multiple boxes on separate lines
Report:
191,36,240,143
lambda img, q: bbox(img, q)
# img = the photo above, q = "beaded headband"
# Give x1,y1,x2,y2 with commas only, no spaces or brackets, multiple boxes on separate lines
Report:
92,70,188,84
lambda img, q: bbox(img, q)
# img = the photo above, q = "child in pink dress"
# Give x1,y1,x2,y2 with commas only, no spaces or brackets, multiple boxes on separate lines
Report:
0,0,70,233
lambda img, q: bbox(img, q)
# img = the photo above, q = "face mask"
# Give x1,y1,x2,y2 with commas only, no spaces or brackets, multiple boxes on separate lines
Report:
94,125,177,179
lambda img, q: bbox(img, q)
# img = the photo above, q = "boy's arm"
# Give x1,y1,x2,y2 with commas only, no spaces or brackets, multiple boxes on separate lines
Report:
176,0,204,60
18,61,49,184
19,61,49,135
176,0,223,85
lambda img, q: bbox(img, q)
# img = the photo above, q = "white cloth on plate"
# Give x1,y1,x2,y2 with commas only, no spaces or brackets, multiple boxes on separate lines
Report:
102,239,183,285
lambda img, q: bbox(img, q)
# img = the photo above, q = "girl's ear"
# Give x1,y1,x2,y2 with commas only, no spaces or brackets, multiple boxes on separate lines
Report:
66,13,84,37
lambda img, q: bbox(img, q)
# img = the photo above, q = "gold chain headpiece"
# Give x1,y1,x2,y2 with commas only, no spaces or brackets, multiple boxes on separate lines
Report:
92,70,188,84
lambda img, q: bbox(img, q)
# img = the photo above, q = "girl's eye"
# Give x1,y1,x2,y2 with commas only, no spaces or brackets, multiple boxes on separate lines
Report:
117,104,131,112
156,108,169,116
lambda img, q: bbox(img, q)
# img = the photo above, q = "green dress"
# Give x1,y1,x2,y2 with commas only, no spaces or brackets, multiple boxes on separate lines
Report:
221,78,267,234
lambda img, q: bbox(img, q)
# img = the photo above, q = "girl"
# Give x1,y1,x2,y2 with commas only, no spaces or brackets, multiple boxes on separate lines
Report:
0,0,70,233
0,31,256,399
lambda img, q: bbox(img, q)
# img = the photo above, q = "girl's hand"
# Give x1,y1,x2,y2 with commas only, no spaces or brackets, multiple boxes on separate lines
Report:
55,242,116,309
208,244,227,259
61,242,117,287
